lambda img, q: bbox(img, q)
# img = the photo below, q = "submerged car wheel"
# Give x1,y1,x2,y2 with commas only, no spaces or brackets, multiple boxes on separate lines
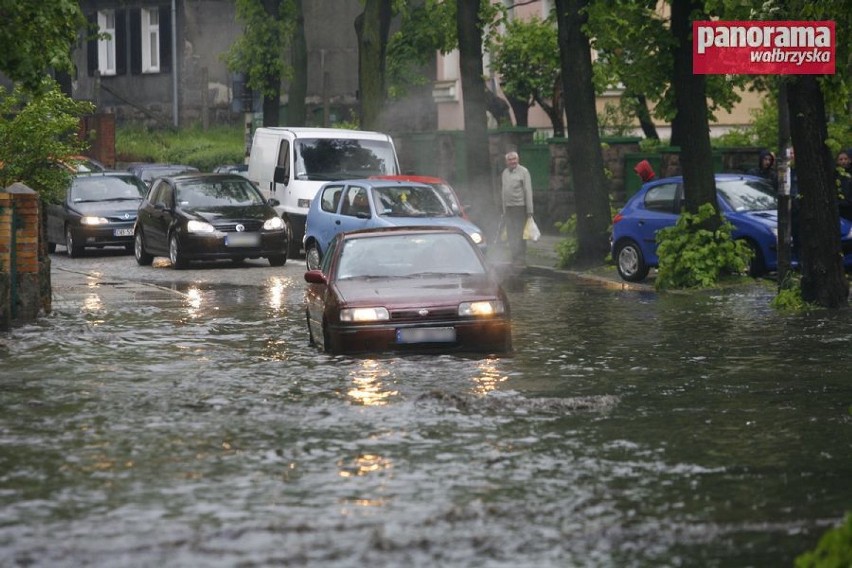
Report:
268,254,286,267
282,216,301,259
169,233,188,270
743,239,766,278
615,239,650,282
134,230,153,266
306,309,316,346
305,242,321,270
65,227,83,258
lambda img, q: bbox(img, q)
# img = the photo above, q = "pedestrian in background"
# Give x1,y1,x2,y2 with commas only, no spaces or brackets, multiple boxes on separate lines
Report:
633,159,656,183
836,148,852,221
501,151,534,267
748,149,779,192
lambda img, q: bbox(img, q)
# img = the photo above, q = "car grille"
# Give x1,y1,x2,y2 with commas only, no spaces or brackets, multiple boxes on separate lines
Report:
390,306,458,322
214,220,264,232
106,213,136,222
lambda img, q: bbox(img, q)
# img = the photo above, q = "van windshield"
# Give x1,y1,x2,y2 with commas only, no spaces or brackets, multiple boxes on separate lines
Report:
294,138,397,181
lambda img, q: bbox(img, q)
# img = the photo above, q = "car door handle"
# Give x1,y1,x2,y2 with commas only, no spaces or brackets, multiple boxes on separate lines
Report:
335,220,341,225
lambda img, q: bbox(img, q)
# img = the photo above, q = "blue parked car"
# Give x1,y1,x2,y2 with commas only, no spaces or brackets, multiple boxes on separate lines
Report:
303,179,486,270
611,173,852,282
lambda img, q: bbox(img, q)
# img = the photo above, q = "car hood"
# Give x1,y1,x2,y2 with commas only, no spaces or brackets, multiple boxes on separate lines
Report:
730,209,777,228
181,205,272,222
333,273,502,305
734,210,852,239
73,200,142,217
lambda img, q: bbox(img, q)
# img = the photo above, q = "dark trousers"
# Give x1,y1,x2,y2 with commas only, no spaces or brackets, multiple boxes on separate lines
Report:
504,206,527,265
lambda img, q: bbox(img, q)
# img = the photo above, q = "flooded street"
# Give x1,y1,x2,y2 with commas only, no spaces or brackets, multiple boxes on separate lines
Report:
1,252,851,566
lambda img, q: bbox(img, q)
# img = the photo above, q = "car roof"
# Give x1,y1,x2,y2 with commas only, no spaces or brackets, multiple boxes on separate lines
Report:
156,172,254,183
370,174,447,185
643,172,765,186
340,225,469,240
324,178,435,189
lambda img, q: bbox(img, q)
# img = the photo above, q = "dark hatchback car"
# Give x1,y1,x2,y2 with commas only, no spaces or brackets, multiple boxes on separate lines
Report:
304,226,512,355
127,163,199,186
46,172,149,257
134,173,288,269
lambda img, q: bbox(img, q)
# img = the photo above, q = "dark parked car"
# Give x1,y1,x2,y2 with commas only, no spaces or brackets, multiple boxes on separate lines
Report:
133,173,288,269
303,178,485,270
304,226,512,355
213,164,249,178
611,173,852,282
46,172,149,257
127,163,199,186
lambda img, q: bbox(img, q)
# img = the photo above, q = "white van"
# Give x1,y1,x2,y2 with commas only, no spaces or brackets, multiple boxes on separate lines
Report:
246,127,400,257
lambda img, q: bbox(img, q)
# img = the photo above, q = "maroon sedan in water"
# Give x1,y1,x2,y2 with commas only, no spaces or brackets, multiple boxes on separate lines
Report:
304,226,512,355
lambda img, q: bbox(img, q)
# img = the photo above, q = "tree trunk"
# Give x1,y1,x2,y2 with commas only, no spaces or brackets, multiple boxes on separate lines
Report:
554,0,611,267
505,93,530,127
260,0,281,127
355,0,392,131
456,0,498,235
787,75,849,308
532,75,565,138
670,0,716,222
287,0,307,126
633,94,659,140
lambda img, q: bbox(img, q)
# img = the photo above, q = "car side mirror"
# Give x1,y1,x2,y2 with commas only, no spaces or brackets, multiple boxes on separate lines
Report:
304,270,327,284
267,198,280,207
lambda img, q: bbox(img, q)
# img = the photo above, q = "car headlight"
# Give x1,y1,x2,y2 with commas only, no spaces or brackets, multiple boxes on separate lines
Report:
263,216,285,231
458,300,505,316
186,220,215,233
80,216,109,225
469,232,483,244
340,307,389,322
298,198,312,209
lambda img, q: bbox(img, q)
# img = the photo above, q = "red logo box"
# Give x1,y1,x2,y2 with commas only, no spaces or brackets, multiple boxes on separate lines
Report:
693,21,835,75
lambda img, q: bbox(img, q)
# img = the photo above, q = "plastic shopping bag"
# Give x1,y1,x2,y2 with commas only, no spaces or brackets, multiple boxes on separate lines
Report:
523,217,541,242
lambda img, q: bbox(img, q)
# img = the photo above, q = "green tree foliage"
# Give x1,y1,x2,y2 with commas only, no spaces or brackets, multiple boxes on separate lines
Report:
585,0,746,138
654,203,751,290
795,513,852,567
0,0,85,93
489,16,564,135
0,80,94,203
386,0,503,97
223,0,295,125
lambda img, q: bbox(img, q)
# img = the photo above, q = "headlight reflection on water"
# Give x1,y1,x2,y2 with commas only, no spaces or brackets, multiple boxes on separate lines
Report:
471,357,506,394
183,286,204,318
266,277,287,312
346,359,398,406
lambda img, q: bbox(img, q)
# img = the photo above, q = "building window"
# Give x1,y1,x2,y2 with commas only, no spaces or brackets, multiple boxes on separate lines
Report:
141,8,160,73
97,10,116,76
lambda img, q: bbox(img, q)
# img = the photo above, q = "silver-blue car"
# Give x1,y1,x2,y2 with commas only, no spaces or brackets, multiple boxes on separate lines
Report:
303,179,486,270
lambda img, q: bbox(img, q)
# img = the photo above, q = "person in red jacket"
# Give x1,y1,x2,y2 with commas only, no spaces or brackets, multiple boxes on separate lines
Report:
634,159,656,183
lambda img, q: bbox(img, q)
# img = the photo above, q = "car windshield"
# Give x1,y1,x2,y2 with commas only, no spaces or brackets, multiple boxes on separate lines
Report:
336,233,485,280
70,176,148,202
373,185,452,217
717,179,777,212
175,179,265,207
294,138,396,181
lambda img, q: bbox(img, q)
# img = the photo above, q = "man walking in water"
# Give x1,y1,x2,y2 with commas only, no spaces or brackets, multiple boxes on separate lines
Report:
501,151,534,267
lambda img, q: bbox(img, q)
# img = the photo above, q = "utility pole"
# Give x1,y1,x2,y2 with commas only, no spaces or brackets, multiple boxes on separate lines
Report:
777,151,792,288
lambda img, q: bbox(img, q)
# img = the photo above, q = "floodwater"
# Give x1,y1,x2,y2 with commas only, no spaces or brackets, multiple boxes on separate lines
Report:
1,272,851,567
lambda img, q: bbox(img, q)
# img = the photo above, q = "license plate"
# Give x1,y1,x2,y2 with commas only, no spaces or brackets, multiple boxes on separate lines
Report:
396,327,456,344
226,233,260,247
113,228,134,237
